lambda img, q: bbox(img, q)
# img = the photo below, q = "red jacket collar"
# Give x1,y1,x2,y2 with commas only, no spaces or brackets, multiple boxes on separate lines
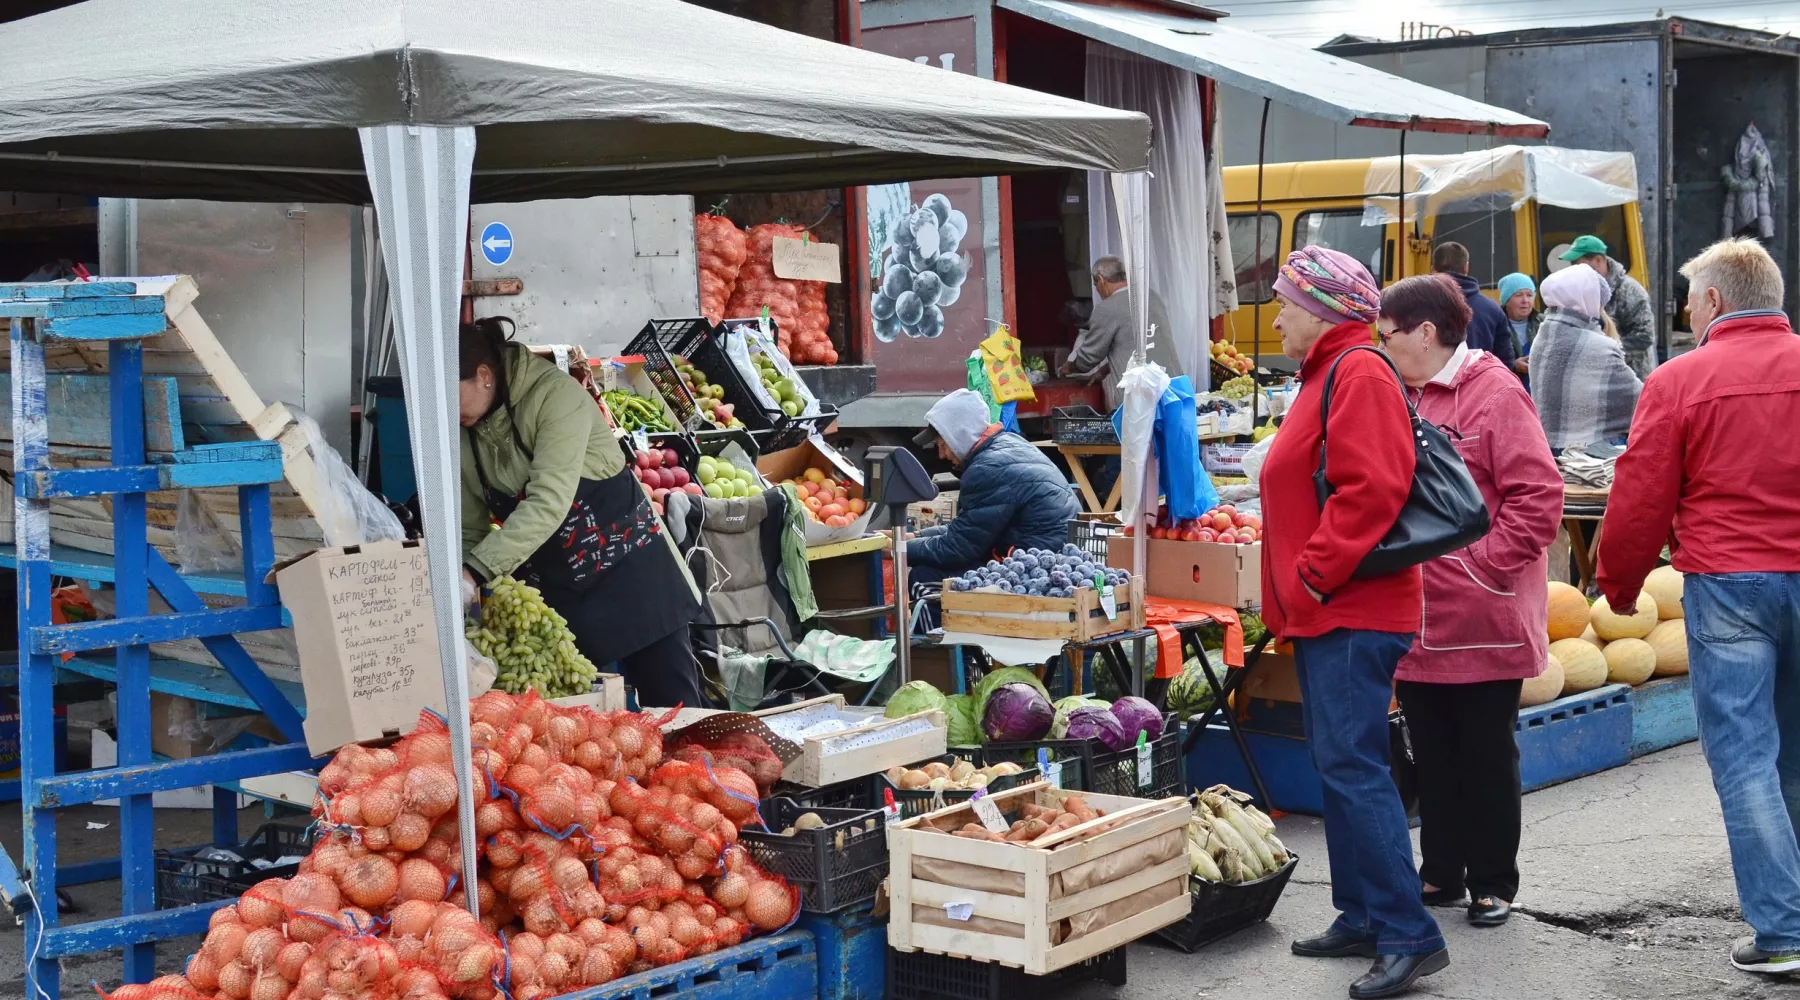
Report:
1300,321,1378,380
1705,311,1793,344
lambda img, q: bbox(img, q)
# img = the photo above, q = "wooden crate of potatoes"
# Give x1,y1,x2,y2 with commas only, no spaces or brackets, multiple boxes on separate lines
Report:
887,779,1190,975
940,577,1145,642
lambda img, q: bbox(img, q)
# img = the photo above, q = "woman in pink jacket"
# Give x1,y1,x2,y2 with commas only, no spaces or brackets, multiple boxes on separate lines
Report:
1376,275,1564,929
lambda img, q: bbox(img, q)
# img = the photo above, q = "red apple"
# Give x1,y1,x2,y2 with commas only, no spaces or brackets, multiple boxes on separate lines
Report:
1196,528,1218,543
1176,527,1200,542
668,466,691,488
1211,513,1232,532
651,487,670,501
1240,514,1262,530
1149,526,1167,540
635,451,655,470
1217,504,1237,518
660,448,680,468
1122,524,1136,537
683,483,704,496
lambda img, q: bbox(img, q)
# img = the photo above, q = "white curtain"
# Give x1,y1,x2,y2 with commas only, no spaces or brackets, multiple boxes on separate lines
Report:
358,123,481,913
1086,42,1212,389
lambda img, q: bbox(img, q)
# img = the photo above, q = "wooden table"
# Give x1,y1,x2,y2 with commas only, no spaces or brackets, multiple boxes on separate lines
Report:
1563,485,1610,593
1033,440,1122,514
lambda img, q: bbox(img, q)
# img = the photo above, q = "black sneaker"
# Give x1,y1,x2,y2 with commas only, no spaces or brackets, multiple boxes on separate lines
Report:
1732,938,1800,975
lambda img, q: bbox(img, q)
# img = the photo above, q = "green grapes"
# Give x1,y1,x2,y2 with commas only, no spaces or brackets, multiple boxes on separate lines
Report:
1219,375,1256,401
464,576,598,698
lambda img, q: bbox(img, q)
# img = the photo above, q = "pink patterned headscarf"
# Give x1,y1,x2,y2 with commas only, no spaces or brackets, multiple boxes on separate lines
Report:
1273,246,1382,325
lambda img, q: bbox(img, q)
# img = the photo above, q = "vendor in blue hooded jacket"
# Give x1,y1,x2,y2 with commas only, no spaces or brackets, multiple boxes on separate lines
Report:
906,389,1080,594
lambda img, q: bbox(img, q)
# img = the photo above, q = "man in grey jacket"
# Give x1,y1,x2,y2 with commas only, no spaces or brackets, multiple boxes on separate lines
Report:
1565,235,1657,379
1062,256,1181,408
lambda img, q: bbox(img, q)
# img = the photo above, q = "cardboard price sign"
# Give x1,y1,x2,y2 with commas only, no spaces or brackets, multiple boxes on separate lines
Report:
771,236,842,283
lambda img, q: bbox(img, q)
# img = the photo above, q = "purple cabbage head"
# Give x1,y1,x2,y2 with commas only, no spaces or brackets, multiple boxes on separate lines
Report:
1105,696,1165,751
981,682,1054,743
1062,705,1126,747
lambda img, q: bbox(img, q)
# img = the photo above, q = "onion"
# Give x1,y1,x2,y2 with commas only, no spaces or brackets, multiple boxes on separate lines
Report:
579,949,618,986
341,855,399,909
209,904,241,930
526,784,578,830
397,858,448,902
573,741,606,771
217,960,255,1000
520,743,554,774
249,970,289,1000
185,950,222,991
571,886,607,921
403,763,459,819
670,915,705,947
242,926,285,969
239,879,288,928
521,895,569,936
600,923,638,966
675,851,712,881
470,720,500,746
487,830,523,869
471,691,517,729
294,965,327,1000
713,915,744,946
650,937,684,965
450,942,496,984
388,813,432,853
476,877,498,914
506,950,540,988
537,952,571,988
359,781,403,828
202,921,249,965
711,872,750,910
688,802,722,831
360,825,391,852
613,725,646,760
276,941,313,982
547,715,582,752
711,768,760,822
504,764,544,795
551,855,590,893
332,792,364,827
746,880,794,931
407,728,453,765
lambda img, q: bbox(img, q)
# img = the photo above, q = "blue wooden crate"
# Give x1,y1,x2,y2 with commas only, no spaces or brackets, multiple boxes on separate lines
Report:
799,908,885,1000
553,931,815,1000
1629,675,1697,758
1518,684,1633,792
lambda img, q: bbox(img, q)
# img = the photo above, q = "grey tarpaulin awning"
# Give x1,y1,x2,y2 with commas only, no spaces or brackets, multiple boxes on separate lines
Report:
997,0,1550,137
0,0,1151,202
0,1,1153,970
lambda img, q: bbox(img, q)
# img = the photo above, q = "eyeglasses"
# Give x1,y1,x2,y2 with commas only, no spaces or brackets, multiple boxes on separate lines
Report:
1376,324,1419,345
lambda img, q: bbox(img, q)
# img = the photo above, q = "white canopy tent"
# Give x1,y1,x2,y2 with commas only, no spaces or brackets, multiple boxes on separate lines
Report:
0,0,1152,932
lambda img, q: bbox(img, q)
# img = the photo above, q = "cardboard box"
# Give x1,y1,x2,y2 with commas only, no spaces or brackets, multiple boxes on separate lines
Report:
596,357,688,432
1202,442,1255,475
1241,652,1299,703
756,434,873,545
151,692,285,760
1109,535,1261,609
273,539,446,755
549,673,627,713
907,491,958,530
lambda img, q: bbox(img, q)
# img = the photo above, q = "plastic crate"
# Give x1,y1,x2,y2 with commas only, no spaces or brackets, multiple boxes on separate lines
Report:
739,797,888,913
1152,855,1299,953
154,823,314,907
1066,517,1126,567
1629,674,1696,758
624,318,713,430
887,946,1125,1000
1051,405,1119,446
976,716,1182,800
873,754,1041,821
686,325,780,435
770,777,874,811
1517,684,1633,792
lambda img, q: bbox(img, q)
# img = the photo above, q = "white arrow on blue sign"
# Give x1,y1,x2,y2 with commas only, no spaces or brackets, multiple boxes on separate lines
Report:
479,222,514,266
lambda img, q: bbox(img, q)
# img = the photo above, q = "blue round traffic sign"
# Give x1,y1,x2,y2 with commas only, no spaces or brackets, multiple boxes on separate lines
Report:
479,222,514,266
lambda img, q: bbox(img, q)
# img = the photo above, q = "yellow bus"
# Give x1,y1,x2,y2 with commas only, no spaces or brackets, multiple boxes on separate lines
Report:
1222,147,1650,362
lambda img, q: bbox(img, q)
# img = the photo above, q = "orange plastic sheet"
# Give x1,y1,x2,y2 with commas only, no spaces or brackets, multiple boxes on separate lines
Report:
1144,598,1243,679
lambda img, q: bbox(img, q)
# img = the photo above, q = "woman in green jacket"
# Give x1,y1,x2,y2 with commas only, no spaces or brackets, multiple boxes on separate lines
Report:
457,318,703,707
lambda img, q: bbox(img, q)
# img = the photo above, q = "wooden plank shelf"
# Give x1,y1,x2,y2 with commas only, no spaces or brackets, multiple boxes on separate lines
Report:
55,655,307,714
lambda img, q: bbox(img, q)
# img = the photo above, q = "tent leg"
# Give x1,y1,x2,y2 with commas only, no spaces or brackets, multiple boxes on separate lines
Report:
359,123,482,915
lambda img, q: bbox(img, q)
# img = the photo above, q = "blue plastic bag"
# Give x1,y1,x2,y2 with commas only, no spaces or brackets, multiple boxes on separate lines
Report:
1114,375,1218,522
1000,400,1021,434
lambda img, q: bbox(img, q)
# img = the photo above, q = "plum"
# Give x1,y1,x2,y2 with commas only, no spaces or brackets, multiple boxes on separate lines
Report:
894,290,925,327
912,270,943,306
871,291,896,321
921,193,954,226
881,264,912,300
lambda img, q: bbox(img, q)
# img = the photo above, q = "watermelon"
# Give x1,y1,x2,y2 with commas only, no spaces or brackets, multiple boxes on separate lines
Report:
1165,654,1219,722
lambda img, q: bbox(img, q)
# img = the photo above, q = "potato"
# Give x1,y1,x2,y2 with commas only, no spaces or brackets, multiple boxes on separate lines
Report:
900,769,931,789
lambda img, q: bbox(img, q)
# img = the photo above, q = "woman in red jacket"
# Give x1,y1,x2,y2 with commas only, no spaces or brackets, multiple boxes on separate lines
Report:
1260,248,1447,999
1378,275,1563,929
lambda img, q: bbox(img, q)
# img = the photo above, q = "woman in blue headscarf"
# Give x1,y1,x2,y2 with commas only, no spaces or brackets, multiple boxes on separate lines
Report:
1498,273,1537,381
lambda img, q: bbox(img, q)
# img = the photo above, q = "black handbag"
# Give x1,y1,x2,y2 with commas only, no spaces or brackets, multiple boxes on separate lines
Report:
1313,345,1490,580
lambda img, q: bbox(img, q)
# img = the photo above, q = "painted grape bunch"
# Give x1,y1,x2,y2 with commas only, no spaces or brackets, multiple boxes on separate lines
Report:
871,192,971,342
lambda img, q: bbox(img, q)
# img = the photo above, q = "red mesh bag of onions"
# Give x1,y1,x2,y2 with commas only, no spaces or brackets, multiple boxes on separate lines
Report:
668,731,785,799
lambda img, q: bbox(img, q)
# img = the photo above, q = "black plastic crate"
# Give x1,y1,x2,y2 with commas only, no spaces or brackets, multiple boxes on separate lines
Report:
155,823,315,907
623,318,712,430
975,715,1183,800
769,777,875,811
717,317,839,452
888,946,1126,1000
1151,854,1299,953
739,796,887,913
687,324,778,434
1066,517,1126,567
1051,405,1118,446
874,755,1041,821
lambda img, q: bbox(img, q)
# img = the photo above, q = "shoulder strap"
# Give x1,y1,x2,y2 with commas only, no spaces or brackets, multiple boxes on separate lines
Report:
1314,345,1420,491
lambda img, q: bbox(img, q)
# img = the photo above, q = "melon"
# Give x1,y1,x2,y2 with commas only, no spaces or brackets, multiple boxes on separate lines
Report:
1645,566,1684,620
1520,654,1565,708
1603,638,1657,685
1590,593,1658,641
1578,626,1605,652
1547,582,1591,641
1646,619,1689,676
1550,638,1609,695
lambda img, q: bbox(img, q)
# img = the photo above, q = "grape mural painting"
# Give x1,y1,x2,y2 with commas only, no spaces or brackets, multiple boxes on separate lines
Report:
870,191,974,342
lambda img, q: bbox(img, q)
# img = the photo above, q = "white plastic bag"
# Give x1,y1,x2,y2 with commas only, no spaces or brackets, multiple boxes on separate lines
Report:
175,491,241,573
292,409,406,545
722,318,823,418
1118,361,1170,528
1240,431,1277,486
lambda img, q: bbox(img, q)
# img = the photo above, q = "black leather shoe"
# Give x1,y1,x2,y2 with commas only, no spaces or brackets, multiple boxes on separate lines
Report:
1420,886,1466,907
1468,896,1511,926
1348,948,1450,999
1292,928,1379,958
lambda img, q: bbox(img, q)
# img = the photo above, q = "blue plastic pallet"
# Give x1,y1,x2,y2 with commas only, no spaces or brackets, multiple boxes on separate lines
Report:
1517,684,1632,792
554,931,816,1000
799,908,885,1000
1628,675,1697,758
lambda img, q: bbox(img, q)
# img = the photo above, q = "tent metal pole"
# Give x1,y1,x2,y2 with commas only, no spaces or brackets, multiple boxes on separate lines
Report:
1251,97,1269,425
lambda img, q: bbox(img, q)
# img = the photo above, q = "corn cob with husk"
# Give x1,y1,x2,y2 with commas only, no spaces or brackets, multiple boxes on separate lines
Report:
1185,785,1292,884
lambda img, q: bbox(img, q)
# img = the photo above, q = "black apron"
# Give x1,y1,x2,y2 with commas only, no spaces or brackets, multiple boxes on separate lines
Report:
468,412,699,664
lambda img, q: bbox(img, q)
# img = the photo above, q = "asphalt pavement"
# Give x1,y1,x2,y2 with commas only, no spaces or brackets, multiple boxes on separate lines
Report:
2,742,1792,999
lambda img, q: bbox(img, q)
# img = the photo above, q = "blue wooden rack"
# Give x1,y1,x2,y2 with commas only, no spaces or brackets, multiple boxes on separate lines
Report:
4,279,318,998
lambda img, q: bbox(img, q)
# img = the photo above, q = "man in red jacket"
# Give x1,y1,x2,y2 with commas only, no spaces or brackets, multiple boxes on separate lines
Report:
1598,238,1800,976
1260,247,1446,998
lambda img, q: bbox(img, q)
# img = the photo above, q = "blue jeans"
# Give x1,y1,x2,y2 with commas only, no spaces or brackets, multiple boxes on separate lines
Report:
1294,628,1445,955
1687,572,1800,952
